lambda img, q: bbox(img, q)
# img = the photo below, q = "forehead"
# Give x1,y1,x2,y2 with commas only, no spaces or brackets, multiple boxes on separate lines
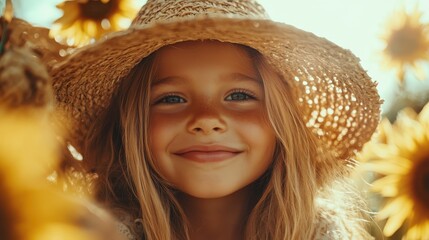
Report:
154,41,257,75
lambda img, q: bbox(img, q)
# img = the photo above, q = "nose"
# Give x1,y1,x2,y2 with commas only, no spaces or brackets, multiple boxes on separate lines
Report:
189,118,226,135
187,105,226,135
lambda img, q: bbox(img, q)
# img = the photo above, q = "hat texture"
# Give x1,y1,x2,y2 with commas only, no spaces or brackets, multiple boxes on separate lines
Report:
51,0,382,161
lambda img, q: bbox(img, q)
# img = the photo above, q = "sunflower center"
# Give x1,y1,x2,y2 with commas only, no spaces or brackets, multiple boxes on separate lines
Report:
386,26,424,59
79,0,115,20
412,158,429,210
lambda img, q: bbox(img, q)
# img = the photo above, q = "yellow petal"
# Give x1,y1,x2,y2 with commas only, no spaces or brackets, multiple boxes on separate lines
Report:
389,127,418,153
404,221,429,240
398,107,418,120
83,21,98,38
397,66,406,84
422,222,429,239
378,118,394,143
371,144,400,158
357,143,398,162
118,1,138,16
54,8,80,29
396,111,423,134
377,196,409,220
372,175,401,197
363,158,411,175
405,225,420,240
418,102,429,126
381,198,412,236
413,63,427,81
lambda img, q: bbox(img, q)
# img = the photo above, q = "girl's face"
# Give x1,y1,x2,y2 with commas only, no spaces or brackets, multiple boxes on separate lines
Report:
149,41,276,199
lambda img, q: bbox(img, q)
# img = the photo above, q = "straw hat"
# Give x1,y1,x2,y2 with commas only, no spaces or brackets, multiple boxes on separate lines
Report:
51,0,381,161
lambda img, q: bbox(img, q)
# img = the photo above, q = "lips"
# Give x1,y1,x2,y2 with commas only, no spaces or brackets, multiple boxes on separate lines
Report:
173,145,242,162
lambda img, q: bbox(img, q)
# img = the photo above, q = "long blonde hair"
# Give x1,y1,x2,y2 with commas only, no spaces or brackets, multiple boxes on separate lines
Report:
85,43,354,240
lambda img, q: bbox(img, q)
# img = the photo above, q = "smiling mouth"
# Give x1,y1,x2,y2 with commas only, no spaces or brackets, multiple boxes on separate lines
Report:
174,151,242,162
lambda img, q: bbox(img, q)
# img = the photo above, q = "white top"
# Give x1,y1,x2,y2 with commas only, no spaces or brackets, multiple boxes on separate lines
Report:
114,198,374,240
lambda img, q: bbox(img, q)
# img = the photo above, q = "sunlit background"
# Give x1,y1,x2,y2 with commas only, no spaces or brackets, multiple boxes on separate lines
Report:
1,0,429,239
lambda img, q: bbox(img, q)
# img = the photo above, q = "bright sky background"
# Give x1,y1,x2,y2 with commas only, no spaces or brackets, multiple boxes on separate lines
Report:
9,0,429,112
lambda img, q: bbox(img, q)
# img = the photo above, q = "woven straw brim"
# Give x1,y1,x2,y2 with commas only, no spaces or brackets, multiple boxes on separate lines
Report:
51,15,381,161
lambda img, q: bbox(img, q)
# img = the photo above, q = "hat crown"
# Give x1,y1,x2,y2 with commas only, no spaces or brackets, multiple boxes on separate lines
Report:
132,0,269,27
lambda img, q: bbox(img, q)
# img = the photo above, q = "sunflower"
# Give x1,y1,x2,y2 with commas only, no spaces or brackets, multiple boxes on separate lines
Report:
50,0,138,47
380,7,429,84
360,102,429,239
0,34,120,239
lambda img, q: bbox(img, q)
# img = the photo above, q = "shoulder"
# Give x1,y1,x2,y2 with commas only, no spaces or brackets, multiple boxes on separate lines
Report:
313,188,374,240
112,209,144,240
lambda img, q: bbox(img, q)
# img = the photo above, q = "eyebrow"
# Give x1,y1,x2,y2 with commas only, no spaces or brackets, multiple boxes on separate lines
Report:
151,76,184,87
152,73,261,86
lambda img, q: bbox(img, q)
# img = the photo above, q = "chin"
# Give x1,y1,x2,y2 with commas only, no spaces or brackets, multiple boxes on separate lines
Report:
178,183,246,199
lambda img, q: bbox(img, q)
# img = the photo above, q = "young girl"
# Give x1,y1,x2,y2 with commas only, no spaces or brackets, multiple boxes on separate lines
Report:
51,0,382,239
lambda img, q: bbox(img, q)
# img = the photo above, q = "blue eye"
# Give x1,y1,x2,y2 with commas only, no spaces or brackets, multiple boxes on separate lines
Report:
225,90,256,101
156,94,186,104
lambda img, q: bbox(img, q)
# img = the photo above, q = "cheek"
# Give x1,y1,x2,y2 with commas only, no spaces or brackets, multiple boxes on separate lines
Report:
148,112,186,178
149,112,183,151
230,109,275,145
230,109,277,173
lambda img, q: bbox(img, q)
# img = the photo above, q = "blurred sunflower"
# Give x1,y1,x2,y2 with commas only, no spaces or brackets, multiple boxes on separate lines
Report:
0,27,124,239
361,103,429,239
50,0,138,47
381,8,429,84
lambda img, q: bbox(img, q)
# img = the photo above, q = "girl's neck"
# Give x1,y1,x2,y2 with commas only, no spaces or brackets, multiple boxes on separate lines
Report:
178,184,256,240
